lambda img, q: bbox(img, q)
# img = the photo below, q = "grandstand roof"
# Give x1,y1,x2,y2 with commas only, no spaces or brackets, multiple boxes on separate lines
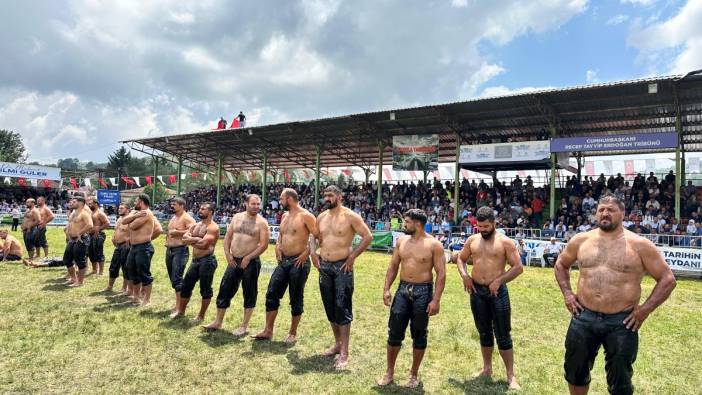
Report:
124,71,702,171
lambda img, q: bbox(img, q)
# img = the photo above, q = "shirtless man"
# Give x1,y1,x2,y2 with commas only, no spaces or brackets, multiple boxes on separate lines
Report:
35,197,55,258
87,197,110,276
104,203,131,293
165,197,196,313
21,198,40,260
252,188,318,343
377,209,446,389
0,228,24,261
63,196,94,287
122,194,156,306
555,194,676,395
172,203,220,321
311,185,373,369
203,194,269,334
456,206,523,390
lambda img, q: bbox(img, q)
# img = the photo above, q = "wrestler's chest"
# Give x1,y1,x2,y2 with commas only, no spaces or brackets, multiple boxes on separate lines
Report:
319,217,351,237
578,241,641,272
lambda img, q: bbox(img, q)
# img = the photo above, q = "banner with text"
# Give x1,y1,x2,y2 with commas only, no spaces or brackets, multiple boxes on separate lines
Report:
459,140,551,164
550,132,678,153
0,162,61,180
392,135,439,171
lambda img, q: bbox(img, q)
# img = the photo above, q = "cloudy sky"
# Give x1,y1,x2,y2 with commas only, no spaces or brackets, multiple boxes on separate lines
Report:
0,0,700,163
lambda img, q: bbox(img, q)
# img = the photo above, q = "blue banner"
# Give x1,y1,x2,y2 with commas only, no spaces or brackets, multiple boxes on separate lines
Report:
550,132,678,153
97,189,120,206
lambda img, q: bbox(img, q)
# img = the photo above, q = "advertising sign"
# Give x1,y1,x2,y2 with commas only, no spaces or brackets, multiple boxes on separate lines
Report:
550,132,678,153
0,162,61,180
392,135,439,171
459,140,551,164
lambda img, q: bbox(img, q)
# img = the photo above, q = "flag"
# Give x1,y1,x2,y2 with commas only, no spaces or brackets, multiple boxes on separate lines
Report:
43,179,51,188
169,175,177,184
18,178,26,187
145,176,153,185
226,171,235,183
585,161,595,176
203,173,208,181
231,118,240,128
624,160,634,177
29,179,37,187
70,178,78,189
157,176,165,184
191,172,198,179
283,169,290,182
84,178,91,188
3,177,10,185
132,177,141,187
121,176,134,186
181,174,186,180
99,178,108,188
108,178,117,186
383,168,393,181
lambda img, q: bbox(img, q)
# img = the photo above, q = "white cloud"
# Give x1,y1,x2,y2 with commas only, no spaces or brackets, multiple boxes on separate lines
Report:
621,0,657,5
451,0,469,8
628,0,702,73
460,63,505,98
607,14,629,25
479,85,556,98
586,69,599,83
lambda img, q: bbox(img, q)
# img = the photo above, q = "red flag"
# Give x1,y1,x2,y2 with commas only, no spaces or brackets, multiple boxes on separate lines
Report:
145,176,153,185
70,178,78,189
230,118,240,128
168,175,176,184
284,169,290,182
624,160,634,177
191,172,198,179
43,179,51,188
121,176,134,186
585,161,595,176
99,178,108,188
18,177,26,187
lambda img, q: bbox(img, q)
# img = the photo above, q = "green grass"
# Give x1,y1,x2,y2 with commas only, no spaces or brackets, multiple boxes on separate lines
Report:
0,228,700,394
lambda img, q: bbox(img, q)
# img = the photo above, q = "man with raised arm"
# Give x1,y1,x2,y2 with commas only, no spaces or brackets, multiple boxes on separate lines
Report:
203,194,269,335
172,203,220,321
87,196,110,276
456,206,524,390
21,198,40,260
252,188,318,343
165,197,196,313
104,203,130,293
35,196,55,258
122,194,156,306
63,195,93,287
555,194,676,395
377,209,446,389
311,185,373,369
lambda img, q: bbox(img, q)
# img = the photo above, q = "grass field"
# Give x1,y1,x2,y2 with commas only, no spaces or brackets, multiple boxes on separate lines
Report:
0,228,700,394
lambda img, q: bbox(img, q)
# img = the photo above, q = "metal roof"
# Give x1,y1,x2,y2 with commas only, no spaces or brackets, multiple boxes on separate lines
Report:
124,71,702,171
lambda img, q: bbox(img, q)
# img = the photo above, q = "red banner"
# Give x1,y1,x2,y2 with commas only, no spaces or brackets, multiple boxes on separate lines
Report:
99,178,108,188
145,176,153,185
191,172,198,179
121,176,134,185
18,178,26,187
168,175,176,184
43,179,51,188
624,160,634,176
70,178,78,189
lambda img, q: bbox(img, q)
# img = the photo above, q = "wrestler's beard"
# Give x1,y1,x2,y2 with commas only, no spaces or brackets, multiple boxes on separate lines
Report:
480,229,495,239
281,202,290,210
403,227,415,235
322,200,337,210
598,218,617,232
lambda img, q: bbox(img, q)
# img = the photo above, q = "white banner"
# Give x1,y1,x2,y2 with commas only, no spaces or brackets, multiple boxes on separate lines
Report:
0,161,61,180
660,246,702,274
459,140,550,164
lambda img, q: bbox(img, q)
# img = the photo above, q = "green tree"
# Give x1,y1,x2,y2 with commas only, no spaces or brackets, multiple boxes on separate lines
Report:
106,147,132,189
142,183,171,205
0,129,27,163
57,158,81,170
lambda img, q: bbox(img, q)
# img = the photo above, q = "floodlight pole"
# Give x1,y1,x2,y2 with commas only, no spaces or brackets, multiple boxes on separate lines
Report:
216,154,223,208
176,157,183,196
377,140,384,215
151,155,158,204
262,150,268,210
549,125,557,221
454,132,461,224
314,145,321,211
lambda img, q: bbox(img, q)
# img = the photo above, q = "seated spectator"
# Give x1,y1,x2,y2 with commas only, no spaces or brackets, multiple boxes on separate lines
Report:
517,239,530,266
542,237,562,267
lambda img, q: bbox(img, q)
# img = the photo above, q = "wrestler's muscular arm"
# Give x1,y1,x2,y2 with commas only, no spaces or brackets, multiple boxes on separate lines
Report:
97,212,110,232
223,221,236,268
309,213,324,269
623,237,676,331
295,211,319,267
456,236,475,293
427,239,447,316
341,212,372,273
555,233,586,315
383,237,404,306
77,211,94,236
122,210,149,228
241,217,270,269
191,224,219,250
275,213,286,263
488,237,524,296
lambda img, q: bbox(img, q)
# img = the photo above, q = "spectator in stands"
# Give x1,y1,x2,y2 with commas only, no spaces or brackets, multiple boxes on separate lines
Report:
564,225,577,242
542,237,562,267
517,239,529,266
11,206,20,231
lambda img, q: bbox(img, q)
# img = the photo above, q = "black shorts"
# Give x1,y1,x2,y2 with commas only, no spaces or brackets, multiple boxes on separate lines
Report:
470,283,512,350
0,253,22,261
215,257,261,309
165,246,190,292
265,255,311,316
63,235,89,269
564,307,638,395
34,226,48,249
181,254,218,299
108,243,130,279
126,242,155,286
23,226,37,252
388,281,433,349
87,231,106,262
319,259,354,325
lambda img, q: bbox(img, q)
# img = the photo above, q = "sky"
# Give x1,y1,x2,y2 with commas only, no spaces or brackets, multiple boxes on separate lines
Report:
0,0,701,164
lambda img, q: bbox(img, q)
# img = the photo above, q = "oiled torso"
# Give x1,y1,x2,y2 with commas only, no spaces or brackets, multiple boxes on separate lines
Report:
397,235,436,283
468,234,509,285
279,210,311,257
229,213,263,258
318,208,356,262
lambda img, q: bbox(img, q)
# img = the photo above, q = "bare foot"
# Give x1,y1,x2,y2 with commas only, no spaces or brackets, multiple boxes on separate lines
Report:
232,326,248,337
405,375,421,389
284,334,297,344
333,354,349,370
22,259,31,266
202,322,222,332
63,279,75,285
139,301,151,308
170,311,183,319
323,345,341,357
102,287,113,292
508,376,520,390
473,368,493,378
192,316,204,323
377,372,394,386
69,282,83,288
251,330,272,340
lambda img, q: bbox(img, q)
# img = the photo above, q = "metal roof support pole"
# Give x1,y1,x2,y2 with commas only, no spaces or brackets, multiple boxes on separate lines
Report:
454,132,461,224
423,171,428,184
176,157,183,196
151,155,158,205
216,154,223,208
314,145,321,211
262,151,268,210
376,140,384,216
674,84,682,223
549,125,557,221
